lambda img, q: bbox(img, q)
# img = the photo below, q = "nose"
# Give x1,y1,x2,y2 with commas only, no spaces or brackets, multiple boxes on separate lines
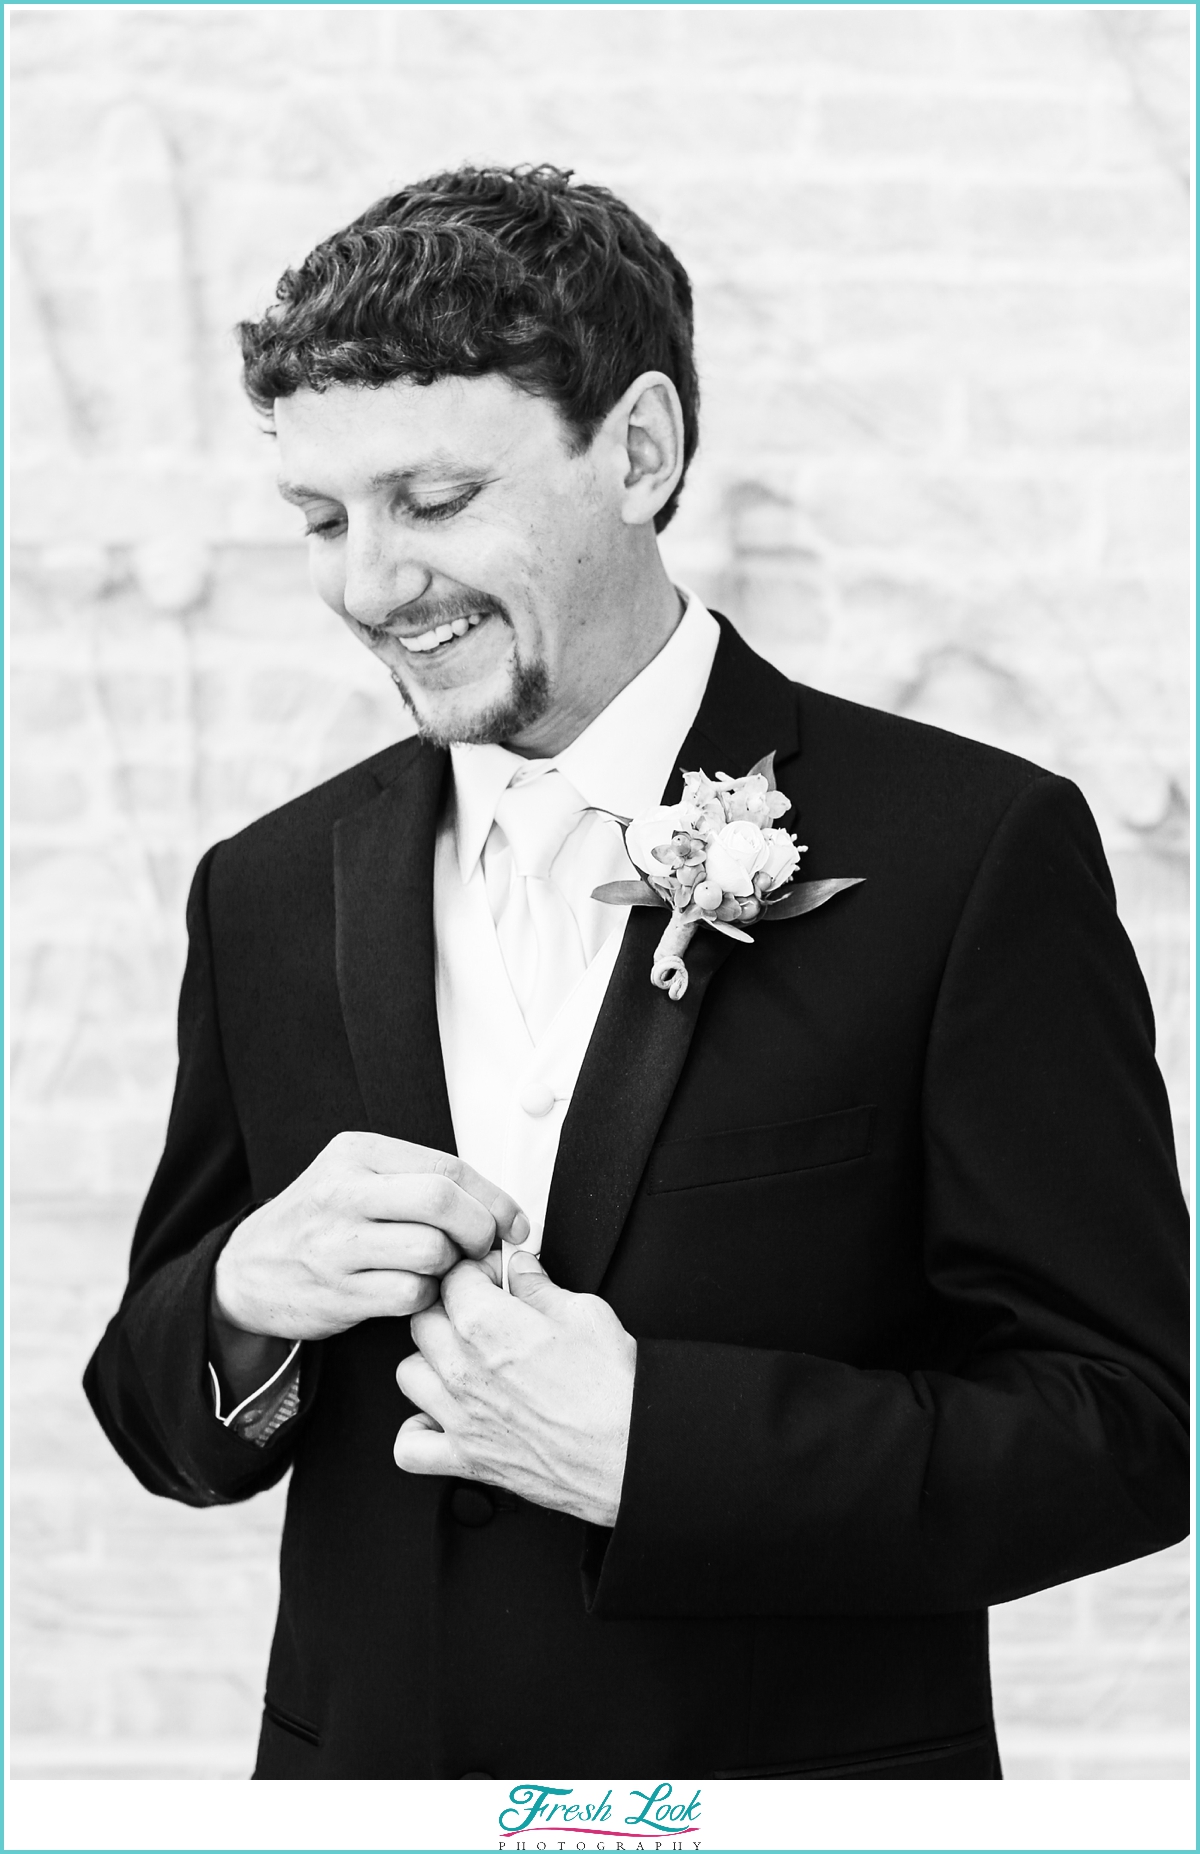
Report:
341,519,431,627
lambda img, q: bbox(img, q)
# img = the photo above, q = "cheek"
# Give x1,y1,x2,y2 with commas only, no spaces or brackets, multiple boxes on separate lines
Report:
307,543,347,615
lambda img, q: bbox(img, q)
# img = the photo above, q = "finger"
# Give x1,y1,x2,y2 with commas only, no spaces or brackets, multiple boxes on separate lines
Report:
440,1255,537,1342
477,1249,503,1289
344,1270,441,1320
349,1176,514,1260
393,1412,465,1476
395,1351,457,1430
349,1176,495,1255
409,1300,465,1377
338,1135,530,1247
341,1220,459,1276
505,1251,561,1314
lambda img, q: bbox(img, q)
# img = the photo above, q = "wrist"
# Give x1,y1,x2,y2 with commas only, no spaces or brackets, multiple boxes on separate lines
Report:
592,1341,635,1528
211,1207,271,1335
209,1241,292,1403
211,1240,248,1329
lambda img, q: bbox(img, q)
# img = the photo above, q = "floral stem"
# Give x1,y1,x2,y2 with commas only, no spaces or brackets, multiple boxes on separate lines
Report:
651,913,699,1001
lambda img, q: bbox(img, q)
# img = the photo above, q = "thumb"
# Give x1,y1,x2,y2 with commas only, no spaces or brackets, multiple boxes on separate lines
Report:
506,1250,559,1307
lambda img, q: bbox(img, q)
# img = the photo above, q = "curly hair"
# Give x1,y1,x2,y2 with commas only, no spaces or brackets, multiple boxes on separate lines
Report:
237,164,699,530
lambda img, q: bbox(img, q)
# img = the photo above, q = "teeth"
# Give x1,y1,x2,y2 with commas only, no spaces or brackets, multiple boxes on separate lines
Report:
397,612,486,653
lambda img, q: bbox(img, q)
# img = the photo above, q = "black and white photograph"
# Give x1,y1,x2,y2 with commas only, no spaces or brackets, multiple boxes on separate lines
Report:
7,1,1193,1843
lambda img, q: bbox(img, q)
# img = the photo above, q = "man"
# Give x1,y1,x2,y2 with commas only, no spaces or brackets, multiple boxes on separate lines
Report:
85,164,1189,1781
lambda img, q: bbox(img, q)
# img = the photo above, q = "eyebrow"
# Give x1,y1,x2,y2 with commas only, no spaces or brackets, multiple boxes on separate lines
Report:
276,458,476,503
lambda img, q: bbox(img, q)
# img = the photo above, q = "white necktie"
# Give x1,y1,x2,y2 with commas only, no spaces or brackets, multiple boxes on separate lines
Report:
489,768,588,1042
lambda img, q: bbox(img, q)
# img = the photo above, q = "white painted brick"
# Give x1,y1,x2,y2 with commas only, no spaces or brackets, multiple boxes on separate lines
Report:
808,467,1091,562
10,768,90,828
1102,467,1191,571
953,9,1109,83
958,180,1184,262
969,373,1190,454
818,90,1090,172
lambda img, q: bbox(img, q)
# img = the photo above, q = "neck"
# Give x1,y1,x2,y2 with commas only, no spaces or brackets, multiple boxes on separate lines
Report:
506,550,684,758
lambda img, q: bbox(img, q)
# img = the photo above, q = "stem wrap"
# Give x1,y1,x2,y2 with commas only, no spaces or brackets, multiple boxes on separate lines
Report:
651,912,699,1001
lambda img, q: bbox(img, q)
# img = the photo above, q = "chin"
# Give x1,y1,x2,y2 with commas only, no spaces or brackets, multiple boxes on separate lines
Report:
393,654,552,750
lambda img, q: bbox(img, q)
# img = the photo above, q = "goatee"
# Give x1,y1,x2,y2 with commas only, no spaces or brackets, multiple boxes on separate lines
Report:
390,653,553,750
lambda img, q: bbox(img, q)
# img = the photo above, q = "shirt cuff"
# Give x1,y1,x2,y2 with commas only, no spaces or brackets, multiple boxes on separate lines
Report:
208,1342,302,1446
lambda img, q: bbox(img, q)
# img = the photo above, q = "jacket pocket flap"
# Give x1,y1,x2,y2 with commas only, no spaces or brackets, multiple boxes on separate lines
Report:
645,1104,874,1194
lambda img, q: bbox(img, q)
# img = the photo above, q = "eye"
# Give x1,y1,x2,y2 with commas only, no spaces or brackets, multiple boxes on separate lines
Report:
303,513,345,539
408,487,479,524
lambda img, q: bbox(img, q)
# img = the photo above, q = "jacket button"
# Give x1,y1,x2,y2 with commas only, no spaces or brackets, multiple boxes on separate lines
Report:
450,1485,495,1527
461,1770,492,1779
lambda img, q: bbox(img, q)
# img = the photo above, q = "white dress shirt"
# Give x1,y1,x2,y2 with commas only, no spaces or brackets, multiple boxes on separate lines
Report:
434,590,720,1279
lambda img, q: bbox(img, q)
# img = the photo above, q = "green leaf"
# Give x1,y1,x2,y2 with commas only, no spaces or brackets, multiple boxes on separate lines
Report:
747,750,777,789
591,880,669,908
765,876,865,920
706,919,755,944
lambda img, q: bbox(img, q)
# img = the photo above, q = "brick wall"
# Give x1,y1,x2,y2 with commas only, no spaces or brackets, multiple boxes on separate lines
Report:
10,5,1191,1780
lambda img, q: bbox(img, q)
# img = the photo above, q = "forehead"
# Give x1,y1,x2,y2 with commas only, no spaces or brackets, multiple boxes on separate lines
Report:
273,374,568,492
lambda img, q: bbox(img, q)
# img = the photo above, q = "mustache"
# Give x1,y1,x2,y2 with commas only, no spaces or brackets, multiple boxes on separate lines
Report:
357,593,511,636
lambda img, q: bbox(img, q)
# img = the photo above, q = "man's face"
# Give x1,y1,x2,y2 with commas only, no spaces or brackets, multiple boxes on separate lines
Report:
274,374,622,750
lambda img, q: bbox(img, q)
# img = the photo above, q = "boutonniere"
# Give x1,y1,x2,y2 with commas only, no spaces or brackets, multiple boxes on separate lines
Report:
592,754,863,1000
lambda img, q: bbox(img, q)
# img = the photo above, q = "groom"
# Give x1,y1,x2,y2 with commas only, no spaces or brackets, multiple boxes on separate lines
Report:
85,165,1189,1780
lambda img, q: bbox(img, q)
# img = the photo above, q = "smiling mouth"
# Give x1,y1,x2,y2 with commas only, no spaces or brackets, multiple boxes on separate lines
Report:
393,611,492,655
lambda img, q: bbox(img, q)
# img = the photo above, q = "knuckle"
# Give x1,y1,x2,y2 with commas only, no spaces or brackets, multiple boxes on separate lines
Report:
322,1174,356,1217
306,1254,344,1297
454,1306,487,1348
441,1352,470,1396
422,1175,457,1224
413,1228,449,1274
391,1274,421,1315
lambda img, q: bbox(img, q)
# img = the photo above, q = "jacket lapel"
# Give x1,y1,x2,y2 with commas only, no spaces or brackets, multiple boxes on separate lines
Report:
333,739,458,1154
540,617,801,1293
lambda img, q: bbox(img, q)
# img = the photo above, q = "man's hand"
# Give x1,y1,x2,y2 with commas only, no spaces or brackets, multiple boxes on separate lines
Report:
212,1132,529,1342
393,1253,637,1528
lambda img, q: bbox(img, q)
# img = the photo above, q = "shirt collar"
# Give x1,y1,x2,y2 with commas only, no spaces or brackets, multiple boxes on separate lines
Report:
449,588,720,883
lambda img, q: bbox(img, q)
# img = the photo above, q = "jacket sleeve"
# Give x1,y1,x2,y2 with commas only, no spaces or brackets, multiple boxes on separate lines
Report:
587,774,1190,1617
83,844,319,1505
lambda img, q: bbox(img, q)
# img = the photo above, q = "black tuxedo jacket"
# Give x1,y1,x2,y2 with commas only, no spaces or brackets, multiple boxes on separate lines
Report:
85,617,1189,1780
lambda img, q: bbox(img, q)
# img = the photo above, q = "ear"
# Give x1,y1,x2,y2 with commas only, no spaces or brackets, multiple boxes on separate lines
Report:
608,371,685,529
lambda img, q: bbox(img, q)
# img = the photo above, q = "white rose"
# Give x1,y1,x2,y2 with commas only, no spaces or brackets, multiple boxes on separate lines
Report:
760,829,801,891
725,788,773,827
624,805,694,875
704,820,769,897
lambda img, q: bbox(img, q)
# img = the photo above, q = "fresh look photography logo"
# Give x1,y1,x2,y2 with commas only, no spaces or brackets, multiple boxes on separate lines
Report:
499,1781,702,1848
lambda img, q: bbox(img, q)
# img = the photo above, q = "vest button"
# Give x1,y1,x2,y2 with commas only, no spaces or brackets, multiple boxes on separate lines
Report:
450,1485,495,1527
518,1081,556,1117
461,1771,492,1779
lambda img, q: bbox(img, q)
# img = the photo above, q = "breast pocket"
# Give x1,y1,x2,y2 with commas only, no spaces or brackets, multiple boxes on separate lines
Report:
644,1104,874,1194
